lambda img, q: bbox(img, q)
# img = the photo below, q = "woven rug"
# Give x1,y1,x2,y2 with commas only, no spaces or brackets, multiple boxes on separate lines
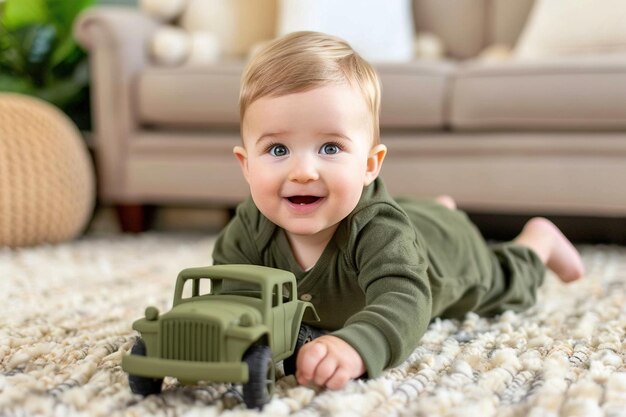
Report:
1,234,625,417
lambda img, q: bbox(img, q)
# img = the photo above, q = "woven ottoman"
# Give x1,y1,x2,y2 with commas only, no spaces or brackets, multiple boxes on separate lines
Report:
0,93,95,247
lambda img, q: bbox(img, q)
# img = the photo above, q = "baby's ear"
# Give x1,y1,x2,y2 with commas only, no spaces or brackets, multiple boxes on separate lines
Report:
233,146,250,183
364,144,387,186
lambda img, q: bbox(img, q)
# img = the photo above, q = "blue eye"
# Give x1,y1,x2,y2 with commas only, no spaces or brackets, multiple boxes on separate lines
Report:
320,143,341,155
269,144,288,157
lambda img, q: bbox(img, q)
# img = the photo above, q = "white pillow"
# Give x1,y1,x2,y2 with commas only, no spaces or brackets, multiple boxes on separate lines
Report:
150,26,190,66
277,0,415,62
514,0,626,60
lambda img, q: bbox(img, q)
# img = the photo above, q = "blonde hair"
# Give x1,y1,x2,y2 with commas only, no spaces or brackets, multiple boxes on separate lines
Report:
240,31,381,144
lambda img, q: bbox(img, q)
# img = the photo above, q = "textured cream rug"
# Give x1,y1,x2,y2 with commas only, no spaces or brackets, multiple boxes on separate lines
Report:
1,234,625,417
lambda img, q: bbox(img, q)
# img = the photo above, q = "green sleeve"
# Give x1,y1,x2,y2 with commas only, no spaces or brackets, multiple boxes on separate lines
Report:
331,204,432,378
212,199,263,266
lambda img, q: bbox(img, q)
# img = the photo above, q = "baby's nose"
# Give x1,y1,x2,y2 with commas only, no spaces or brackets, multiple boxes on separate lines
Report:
288,156,319,182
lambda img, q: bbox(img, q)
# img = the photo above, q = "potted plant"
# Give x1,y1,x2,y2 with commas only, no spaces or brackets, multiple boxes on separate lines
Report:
0,0,94,130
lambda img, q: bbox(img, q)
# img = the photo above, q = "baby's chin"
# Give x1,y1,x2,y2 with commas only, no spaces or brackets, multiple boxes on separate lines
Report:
280,224,330,237
277,220,341,240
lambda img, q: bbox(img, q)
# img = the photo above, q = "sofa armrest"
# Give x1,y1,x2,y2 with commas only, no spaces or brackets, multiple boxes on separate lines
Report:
74,6,159,200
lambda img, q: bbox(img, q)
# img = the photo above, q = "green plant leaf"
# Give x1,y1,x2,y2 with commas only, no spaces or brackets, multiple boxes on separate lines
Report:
15,24,57,86
2,0,47,30
47,0,95,68
0,73,35,94
47,0,95,35
50,33,77,68
33,59,89,106
52,44,85,77
0,24,24,73
0,0,94,127
35,75,85,107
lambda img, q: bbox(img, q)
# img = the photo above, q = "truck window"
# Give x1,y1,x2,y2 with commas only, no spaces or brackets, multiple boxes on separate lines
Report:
272,284,280,307
282,282,293,302
180,278,262,300
181,278,212,298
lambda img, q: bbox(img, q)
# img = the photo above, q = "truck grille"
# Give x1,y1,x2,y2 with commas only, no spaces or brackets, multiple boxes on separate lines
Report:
160,319,221,361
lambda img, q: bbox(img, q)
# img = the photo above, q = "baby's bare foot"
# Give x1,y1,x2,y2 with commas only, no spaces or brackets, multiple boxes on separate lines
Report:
435,195,457,210
522,218,585,282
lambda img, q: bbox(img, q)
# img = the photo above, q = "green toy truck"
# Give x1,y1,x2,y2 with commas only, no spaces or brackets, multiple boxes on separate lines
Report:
122,264,321,409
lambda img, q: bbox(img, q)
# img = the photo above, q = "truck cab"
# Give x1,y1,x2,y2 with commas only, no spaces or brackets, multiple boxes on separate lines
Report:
122,265,319,409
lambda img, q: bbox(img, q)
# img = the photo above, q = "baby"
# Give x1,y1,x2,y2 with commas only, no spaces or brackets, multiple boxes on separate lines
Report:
212,31,584,390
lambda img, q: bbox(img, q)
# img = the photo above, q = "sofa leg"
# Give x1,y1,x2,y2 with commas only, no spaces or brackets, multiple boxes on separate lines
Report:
116,204,151,233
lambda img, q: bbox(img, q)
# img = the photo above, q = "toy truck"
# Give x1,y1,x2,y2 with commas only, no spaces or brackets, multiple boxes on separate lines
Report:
122,264,320,409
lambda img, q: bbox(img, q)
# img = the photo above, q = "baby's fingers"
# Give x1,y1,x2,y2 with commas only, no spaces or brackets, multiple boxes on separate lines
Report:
312,353,339,387
325,367,351,390
295,341,327,385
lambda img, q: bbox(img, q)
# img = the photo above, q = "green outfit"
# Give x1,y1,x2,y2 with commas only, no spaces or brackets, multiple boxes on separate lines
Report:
212,178,545,377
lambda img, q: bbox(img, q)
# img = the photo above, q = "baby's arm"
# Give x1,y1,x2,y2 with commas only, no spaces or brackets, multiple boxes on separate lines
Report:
295,335,365,389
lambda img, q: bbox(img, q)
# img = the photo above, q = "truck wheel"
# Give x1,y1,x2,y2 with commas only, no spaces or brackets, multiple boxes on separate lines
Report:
242,345,275,409
128,337,163,396
283,324,326,376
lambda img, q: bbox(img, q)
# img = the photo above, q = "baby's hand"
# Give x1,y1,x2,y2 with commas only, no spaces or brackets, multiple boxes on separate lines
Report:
295,335,365,389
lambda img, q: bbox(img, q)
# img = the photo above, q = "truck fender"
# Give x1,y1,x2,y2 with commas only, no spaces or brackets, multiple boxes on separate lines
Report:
297,301,320,324
226,325,271,362
288,302,321,353
227,325,270,345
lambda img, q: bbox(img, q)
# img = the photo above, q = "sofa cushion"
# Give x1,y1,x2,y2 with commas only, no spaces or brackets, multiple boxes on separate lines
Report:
137,61,454,129
450,59,626,130
377,61,454,128
137,62,244,128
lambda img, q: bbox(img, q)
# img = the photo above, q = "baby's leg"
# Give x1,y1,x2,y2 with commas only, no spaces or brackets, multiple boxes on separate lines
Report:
513,217,584,282
435,195,456,210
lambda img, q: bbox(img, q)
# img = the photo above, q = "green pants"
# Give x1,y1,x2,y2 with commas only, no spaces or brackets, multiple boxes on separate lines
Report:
397,199,546,319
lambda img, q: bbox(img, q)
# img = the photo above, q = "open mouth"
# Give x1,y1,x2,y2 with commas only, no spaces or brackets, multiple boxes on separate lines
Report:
287,196,321,205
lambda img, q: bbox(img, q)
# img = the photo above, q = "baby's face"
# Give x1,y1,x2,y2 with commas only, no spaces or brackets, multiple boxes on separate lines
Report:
235,84,382,239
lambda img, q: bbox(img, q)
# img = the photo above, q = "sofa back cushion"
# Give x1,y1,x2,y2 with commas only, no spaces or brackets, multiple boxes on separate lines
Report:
136,61,453,129
137,63,243,128
450,59,626,130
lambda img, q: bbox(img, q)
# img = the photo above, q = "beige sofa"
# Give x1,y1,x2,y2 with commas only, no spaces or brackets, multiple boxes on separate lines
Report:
75,0,626,231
